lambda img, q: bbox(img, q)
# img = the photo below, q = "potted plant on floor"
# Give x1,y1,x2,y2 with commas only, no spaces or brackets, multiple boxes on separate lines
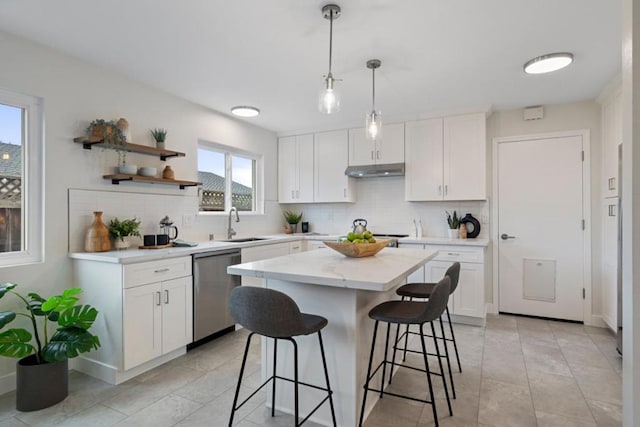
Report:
150,128,167,149
446,210,460,239
283,210,303,234
108,217,141,249
0,283,100,411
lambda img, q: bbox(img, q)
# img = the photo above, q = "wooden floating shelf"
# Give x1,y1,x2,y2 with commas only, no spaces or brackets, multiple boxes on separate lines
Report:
74,137,185,161
103,174,201,190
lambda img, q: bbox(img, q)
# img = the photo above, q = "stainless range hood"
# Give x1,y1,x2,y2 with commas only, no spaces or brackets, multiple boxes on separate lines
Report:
344,163,405,178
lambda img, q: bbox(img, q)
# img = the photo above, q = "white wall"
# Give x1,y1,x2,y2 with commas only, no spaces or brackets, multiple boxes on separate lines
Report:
0,30,279,381
487,100,602,316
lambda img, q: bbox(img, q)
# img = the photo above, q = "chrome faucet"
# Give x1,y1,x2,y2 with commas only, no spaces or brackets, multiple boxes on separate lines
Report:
227,207,239,239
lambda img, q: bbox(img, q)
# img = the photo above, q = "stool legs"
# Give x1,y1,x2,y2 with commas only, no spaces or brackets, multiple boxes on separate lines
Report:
359,320,379,427
229,332,255,427
431,321,453,416
445,306,462,372
439,317,456,399
419,324,439,426
272,338,277,417
318,331,338,426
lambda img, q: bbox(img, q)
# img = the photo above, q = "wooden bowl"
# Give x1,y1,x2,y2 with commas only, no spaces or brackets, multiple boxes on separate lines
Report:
323,239,392,258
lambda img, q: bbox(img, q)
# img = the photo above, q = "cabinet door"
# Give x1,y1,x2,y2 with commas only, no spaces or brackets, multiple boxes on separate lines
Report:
162,276,193,353
241,242,292,286
443,113,486,200
602,90,621,198
404,118,444,201
454,262,484,318
315,129,353,202
348,127,376,166
124,282,163,370
296,134,315,203
278,136,297,203
376,123,405,164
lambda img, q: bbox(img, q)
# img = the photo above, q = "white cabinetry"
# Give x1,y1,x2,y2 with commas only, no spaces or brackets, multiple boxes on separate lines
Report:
241,242,294,286
399,243,486,324
601,87,622,198
72,256,193,384
405,113,486,201
315,130,355,202
304,240,329,251
278,134,314,203
348,123,405,166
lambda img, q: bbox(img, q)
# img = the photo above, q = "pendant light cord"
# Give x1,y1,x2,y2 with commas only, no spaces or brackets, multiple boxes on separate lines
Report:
328,10,334,75
371,66,376,112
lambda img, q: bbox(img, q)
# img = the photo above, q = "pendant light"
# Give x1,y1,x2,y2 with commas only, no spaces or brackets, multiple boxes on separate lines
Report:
318,4,341,114
365,59,382,141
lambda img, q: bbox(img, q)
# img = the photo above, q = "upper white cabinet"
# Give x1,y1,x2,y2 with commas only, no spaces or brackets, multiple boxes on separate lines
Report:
601,87,622,198
405,113,486,201
348,123,405,166
278,134,314,203
315,130,355,202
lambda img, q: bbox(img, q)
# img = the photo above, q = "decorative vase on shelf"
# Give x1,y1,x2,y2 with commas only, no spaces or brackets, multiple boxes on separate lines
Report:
447,228,459,239
162,165,175,180
288,223,298,234
84,211,111,252
156,142,165,150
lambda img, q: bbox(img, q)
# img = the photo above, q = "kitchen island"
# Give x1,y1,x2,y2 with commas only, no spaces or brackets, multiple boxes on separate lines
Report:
228,246,438,427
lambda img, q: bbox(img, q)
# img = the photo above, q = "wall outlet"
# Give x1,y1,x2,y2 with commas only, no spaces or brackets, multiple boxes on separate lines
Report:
182,214,194,228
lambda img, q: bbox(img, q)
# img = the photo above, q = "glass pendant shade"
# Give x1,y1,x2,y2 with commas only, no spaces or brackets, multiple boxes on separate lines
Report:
366,111,382,140
319,74,341,114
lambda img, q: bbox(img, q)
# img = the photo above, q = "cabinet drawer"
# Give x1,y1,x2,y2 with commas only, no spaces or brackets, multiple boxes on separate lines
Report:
124,256,192,288
429,247,483,263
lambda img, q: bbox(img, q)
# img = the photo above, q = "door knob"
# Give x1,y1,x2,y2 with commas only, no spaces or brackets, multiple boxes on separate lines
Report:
501,233,516,240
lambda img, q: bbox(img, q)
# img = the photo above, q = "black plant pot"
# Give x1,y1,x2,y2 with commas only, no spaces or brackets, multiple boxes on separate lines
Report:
16,355,68,411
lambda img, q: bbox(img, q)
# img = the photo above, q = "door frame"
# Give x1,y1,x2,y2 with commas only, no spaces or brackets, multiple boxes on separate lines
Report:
490,129,593,325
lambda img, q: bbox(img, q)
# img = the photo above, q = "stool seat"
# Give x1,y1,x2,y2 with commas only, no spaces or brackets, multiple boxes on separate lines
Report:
396,282,435,298
369,300,429,324
298,314,328,335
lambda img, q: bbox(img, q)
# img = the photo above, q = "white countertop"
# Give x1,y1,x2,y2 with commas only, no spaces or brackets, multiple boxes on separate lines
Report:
227,247,438,291
398,236,490,247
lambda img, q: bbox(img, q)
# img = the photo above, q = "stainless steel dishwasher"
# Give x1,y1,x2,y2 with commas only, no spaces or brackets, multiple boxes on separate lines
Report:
191,249,241,347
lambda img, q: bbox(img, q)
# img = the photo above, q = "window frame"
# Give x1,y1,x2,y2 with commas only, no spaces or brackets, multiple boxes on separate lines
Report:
0,88,44,266
197,140,263,215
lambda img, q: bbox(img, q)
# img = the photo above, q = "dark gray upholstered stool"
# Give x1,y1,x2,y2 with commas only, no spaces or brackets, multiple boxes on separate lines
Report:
396,262,462,376
228,286,337,427
358,277,453,427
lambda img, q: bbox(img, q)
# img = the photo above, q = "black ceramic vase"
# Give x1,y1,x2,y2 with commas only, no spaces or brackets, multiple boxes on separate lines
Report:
460,213,481,238
16,355,68,411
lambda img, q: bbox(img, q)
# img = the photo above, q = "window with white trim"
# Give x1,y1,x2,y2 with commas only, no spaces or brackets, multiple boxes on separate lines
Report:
197,141,261,213
0,89,44,266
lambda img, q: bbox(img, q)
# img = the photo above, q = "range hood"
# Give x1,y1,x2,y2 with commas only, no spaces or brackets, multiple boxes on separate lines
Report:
344,163,405,178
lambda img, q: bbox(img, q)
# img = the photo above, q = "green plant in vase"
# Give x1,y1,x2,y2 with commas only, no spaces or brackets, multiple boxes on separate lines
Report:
150,128,167,149
283,210,303,234
108,217,141,249
445,210,460,239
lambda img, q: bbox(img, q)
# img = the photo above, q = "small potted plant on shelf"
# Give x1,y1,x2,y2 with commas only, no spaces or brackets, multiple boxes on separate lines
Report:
150,128,167,149
108,217,141,249
446,210,460,239
283,210,303,234
0,283,100,411
85,119,133,174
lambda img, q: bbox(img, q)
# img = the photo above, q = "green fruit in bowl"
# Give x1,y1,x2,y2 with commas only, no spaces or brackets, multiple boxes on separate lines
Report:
363,230,372,239
347,232,356,241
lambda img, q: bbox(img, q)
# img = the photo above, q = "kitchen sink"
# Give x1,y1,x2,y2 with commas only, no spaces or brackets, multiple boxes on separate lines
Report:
219,237,270,243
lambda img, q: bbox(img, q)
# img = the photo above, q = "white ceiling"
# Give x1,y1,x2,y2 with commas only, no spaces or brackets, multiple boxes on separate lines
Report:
0,0,621,135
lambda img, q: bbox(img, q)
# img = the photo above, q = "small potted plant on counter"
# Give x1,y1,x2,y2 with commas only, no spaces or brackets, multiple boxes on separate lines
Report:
108,217,141,249
150,128,167,149
0,283,100,411
446,210,460,239
283,210,303,234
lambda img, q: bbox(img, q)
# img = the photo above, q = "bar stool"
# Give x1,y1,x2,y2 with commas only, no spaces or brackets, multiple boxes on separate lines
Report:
396,262,462,374
228,286,337,427
358,277,452,427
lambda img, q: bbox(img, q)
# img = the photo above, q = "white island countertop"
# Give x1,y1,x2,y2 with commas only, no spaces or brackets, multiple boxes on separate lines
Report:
227,246,438,292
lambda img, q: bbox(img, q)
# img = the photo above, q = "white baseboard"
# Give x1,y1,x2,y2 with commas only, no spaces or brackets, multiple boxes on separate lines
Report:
0,371,16,395
588,315,608,328
485,302,498,314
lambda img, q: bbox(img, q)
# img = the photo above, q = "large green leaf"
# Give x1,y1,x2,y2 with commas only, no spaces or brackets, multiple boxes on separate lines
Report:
0,311,16,329
41,327,100,362
41,288,82,313
58,305,98,330
0,328,34,358
0,283,17,299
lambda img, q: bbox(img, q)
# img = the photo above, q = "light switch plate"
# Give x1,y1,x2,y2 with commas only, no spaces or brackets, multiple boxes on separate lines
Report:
182,214,194,227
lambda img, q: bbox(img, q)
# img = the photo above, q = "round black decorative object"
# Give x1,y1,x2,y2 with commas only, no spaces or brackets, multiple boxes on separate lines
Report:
460,213,481,238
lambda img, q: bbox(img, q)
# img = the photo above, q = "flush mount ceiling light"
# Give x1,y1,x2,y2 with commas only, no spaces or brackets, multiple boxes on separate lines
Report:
231,106,260,117
318,4,342,114
365,59,382,141
523,52,574,74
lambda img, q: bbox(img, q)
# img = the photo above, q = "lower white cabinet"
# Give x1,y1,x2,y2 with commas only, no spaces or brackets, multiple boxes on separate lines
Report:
123,276,192,370
305,240,329,251
400,243,486,323
72,256,193,384
241,241,296,286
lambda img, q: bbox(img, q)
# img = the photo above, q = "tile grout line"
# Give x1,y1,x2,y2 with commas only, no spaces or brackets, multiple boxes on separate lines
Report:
517,318,539,427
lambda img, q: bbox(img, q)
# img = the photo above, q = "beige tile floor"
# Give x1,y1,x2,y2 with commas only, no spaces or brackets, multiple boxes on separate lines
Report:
0,314,622,426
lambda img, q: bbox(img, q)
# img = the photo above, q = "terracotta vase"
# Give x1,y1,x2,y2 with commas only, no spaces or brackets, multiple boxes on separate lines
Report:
162,165,175,180
84,211,111,252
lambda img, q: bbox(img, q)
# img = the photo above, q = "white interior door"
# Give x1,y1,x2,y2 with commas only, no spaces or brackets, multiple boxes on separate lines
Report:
497,134,584,321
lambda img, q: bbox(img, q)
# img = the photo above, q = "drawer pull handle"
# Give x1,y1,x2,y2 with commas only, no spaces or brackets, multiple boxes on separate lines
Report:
165,290,169,304
447,252,460,256
154,268,170,273
155,291,161,306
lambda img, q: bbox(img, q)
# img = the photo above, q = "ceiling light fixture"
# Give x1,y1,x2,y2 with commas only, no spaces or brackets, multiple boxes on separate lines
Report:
523,52,574,74
231,106,260,117
365,59,382,141
318,4,341,114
